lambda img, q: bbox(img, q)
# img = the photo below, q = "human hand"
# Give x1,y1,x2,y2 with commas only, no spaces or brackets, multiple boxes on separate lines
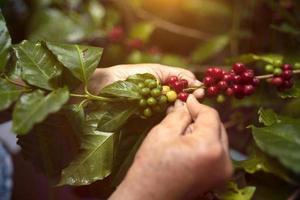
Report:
109,95,233,200
83,64,204,98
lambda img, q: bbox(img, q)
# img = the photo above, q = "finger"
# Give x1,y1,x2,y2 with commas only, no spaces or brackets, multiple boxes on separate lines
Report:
221,124,230,154
186,95,221,142
158,101,192,136
192,88,205,99
149,64,200,85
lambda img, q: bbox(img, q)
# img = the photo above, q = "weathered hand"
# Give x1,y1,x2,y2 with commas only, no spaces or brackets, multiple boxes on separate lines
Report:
84,64,204,98
109,95,233,200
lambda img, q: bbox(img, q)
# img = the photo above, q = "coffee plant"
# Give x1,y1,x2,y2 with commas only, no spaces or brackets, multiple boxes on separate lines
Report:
1,0,300,199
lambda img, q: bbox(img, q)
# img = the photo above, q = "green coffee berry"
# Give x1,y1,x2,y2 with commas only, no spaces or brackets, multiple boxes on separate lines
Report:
138,82,145,88
143,108,153,117
148,80,157,89
153,105,163,113
216,94,225,103
274,68,283,75
144,79,152,85
147,97,157,106
265,64,274,73
140,87,150,96
158,95,168,105
273,60,282,67
295,63,300,69
139,99,147,107
151,88,161,97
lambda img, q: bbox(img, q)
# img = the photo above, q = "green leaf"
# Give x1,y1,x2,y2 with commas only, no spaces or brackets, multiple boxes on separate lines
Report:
13,40,63,90
99,81,141,100
58,109,115,186
0,11,12,72
126,73,156,84
95,103,138,132
87,0,105,25
252,123,300,174
129,21,155,42
0,78,23,111
13,87,69,135
28,9,86,42
258,108,299,126
191,35,229,63
230,53,283,65
234,146,295,184
271,23,300,36
218,182,256,200
46,41,103,84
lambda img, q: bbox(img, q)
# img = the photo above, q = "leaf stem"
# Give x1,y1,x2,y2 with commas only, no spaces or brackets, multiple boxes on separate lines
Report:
4,75,30,88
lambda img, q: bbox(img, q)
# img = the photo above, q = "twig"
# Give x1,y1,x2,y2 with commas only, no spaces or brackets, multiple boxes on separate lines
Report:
256,69,300,80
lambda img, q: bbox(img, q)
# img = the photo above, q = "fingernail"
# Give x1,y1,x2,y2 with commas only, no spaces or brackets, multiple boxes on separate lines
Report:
191,80,202,87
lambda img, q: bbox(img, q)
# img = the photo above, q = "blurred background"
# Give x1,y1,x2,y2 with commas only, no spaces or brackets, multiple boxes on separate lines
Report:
0,0,300,199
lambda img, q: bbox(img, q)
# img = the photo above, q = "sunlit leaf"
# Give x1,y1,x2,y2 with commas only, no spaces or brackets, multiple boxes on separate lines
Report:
191,35,229,63
87,0,105,25
258,108,299,126
13,87,69,135
46,42,103,84
129,21,155,42
161,54,187,67
0,11,12,72
13,40,63,90
230,53,283,65
218,182,256,200
99,81,141,100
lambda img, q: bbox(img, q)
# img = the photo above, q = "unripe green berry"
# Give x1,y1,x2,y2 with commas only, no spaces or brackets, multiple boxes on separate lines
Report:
162,85,171,94
138,82,145,88
273,60,282,67
140,87,150,96
143,108,152,117
166,91,177,102
216,94,225,103
265,64,274,73
151,88,161,97
274,68,283,75
158,95,168,105
139,99,147,107
148,80,157,89
144,79,152,85
295,63,300,69
147,97,157,106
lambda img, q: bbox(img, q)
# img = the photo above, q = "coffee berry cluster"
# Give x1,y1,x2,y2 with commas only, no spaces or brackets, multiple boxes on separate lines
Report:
268,64,294,91
203,63,260,99
137,76,189,118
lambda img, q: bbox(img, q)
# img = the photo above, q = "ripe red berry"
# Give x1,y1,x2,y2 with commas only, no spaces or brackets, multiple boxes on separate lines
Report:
126,39,144,50
203,76,215,87
207,86,219,97
165,76,178,86
232,63,246,74
223,73,234,82
172,81,184,92
217,81,228,90
178,92,189,102
205,68,215,76
226,88,234,96
108,26,124,42
281,70,293,79
252,77,260,86
179,79,188,88
233,84,244,94
212,67,224,80
282,64,293,71
233,75,242,84
242,70,255,83
244,85,255,96
271,77,284,86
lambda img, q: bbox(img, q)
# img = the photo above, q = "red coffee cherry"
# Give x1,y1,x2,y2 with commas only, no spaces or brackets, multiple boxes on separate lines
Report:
172,81,184,92
282,64,293,71
244,85,255,96
203,76,215,87
226,88,234,96
217,81,228,90
179,79,189,89
165,76,178,86
281,70,293,79
107,26,124,42
126,39,144,50
232,63,246,74
271,77,284,86
178,92,189,102
207,86,219,97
